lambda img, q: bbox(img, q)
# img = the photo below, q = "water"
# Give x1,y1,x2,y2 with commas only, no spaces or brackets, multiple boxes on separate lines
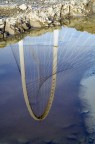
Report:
0,27,95,144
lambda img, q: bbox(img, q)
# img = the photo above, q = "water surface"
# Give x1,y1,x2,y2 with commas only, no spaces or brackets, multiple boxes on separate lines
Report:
0,27,95,144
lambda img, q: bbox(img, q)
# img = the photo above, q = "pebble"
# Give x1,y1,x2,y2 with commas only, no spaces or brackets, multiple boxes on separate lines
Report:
19,4,27,11
5,1,9,4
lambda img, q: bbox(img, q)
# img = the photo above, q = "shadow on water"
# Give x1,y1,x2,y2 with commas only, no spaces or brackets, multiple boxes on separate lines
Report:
0,27,95,143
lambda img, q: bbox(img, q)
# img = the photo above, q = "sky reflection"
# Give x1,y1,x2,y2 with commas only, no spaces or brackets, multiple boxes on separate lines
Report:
0,27,95,144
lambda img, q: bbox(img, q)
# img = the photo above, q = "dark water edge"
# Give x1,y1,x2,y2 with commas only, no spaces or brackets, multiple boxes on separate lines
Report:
0,27,95,144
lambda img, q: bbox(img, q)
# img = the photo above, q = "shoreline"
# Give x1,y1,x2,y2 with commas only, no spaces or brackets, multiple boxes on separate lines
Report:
0,14,95,48
0,0,95,44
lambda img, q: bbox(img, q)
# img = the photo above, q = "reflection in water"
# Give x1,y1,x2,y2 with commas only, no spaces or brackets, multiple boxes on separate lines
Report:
81,75,95,134
0,27,95,143
19,30,59,120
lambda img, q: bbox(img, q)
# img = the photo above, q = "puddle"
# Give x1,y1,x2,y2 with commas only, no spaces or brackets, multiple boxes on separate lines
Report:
0,27,95,144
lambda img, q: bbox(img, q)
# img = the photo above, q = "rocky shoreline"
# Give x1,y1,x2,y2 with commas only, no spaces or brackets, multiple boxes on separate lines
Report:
0,0,95,41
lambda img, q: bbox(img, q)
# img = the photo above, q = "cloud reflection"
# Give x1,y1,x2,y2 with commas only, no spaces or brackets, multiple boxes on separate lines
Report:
0,27,95,143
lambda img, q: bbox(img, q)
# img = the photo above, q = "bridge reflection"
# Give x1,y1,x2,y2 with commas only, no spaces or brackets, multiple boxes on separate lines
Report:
19,30,59,120
1,27,95,143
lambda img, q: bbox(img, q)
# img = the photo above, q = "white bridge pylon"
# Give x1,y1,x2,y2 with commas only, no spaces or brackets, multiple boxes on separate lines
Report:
19,29,59,121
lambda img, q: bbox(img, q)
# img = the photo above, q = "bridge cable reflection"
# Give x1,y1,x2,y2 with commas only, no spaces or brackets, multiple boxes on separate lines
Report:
19,30,59,120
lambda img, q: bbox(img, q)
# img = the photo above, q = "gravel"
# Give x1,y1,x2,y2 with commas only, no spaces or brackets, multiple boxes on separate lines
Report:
0,0,90,5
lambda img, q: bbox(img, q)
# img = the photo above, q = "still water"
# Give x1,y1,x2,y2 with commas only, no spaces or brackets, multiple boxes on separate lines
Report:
0,27,95,144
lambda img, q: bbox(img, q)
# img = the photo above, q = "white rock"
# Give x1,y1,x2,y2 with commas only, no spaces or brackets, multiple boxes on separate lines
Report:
83,0,90,4
0,19,4,25
0,25,4,29
5,1,9,4
30,21,42,27
0,19,5,29
19,4,27,11
71,0,76,5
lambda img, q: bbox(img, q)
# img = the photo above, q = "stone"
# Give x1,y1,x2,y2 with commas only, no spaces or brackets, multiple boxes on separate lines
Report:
30,20,42,27
0,0,94,39
0,19,4,29
5,23,15,35
83,0,90,4
19,4,27,11
5,18,16,35
5,1,9,4
0,25,4,29
71,1,76,5
0,19,4,25
22,23,29,30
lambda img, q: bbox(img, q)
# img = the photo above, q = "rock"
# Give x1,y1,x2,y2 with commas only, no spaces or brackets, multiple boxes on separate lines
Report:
19,4,27,11
0,0,94,39
5,18,16,35
17,11,19,14
83,0,90,4
92,1,95,13
0,25,4,29
0,19,4,29
5,1,9,4
71,1,75,5
5,23,15,35
0,19,4,25
22,23,29,30
30,20,42,27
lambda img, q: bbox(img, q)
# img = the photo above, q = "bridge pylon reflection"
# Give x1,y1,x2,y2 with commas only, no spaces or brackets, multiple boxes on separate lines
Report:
19,29,59,121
